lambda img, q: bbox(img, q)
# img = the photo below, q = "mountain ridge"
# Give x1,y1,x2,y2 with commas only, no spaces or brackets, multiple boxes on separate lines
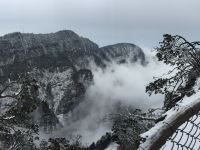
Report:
0,30,146,134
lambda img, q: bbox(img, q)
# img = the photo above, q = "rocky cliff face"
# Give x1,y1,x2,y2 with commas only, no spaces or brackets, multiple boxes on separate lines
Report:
0,30,146,132
99,43,145,65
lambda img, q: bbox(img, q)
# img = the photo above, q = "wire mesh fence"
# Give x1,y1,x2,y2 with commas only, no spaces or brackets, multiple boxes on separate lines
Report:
161,113,200,150
138,98,200,150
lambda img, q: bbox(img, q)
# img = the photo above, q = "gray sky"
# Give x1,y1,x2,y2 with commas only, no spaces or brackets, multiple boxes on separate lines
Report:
0,0,200,48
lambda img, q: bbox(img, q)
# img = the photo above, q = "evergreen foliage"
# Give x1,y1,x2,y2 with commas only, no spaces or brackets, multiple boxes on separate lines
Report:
146,34,200,109
0,77,39,150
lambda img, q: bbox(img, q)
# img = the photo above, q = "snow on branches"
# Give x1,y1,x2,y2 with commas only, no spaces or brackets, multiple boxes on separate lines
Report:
0,76,39,149
146,34,200,110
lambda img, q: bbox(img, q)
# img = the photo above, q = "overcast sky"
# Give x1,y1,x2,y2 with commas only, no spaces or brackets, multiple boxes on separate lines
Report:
0,0,200,48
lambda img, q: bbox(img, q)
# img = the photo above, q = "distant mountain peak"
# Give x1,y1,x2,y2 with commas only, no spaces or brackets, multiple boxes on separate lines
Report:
55,29,78,35
99,42,145,65
101,43,136,48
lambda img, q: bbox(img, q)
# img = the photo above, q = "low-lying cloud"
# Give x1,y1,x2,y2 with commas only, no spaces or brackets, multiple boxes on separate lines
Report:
52,52,171,145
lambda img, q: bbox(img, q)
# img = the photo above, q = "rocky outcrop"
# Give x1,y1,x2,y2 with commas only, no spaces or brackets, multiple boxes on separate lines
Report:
0,30,98,67
98,43,145,65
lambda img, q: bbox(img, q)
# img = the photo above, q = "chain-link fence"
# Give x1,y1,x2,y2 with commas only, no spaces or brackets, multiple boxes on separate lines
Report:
161,113,200,150
138,98,200,150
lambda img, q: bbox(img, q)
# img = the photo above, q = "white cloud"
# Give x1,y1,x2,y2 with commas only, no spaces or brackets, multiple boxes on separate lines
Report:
51,51,171,144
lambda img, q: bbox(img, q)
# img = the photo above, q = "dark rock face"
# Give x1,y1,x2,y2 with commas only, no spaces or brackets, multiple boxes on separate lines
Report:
0,30,98,81
0,30,146,132
37,101,62,133
0,30,98,67
98,43,145,65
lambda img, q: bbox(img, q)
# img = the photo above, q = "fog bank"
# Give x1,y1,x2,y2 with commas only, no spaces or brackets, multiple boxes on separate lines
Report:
52,52,171,145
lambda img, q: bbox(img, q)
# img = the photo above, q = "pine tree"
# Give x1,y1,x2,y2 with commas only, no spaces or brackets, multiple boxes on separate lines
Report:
146,34,200,110
0,76,39,150
110,108,154,150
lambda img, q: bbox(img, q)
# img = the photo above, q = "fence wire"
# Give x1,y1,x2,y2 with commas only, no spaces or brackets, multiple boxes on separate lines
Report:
161,112,200,150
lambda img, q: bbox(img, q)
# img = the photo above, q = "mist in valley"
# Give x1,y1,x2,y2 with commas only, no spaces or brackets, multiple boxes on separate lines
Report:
50,51,171,145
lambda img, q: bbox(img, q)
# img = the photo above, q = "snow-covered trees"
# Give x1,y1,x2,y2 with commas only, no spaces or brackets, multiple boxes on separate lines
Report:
146,34,200,110
138,35,200,149
0,77,39,149
110,108,155,150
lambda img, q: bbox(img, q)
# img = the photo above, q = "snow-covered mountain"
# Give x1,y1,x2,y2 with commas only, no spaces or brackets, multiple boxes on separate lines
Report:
0,30,146,136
